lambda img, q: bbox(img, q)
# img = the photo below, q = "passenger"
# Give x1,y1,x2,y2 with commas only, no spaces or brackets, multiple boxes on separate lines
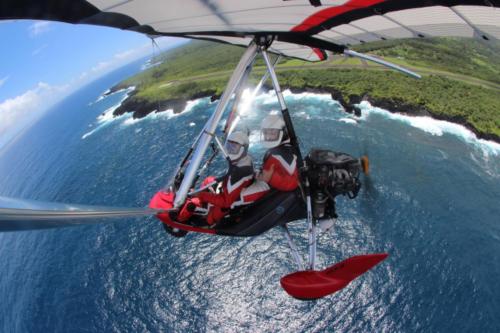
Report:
178,131,254,225
234,114,299,206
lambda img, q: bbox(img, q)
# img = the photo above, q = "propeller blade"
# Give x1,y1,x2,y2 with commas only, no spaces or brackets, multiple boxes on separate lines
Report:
0,196,164,232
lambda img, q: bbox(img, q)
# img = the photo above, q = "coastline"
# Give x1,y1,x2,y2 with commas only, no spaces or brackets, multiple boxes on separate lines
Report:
108,85,500,144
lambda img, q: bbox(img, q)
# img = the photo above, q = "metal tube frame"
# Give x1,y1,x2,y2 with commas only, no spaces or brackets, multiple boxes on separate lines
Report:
281,225,304,270
223,60,255,137
213,134,229,160
174,42,258,208
344,49,421,79
261,47,317,270
226,55,281,137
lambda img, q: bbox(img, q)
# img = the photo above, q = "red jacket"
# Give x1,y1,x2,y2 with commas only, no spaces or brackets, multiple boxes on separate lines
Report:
262,143,299,191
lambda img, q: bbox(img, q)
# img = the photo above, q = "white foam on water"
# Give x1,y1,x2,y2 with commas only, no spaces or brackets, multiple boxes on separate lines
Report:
120,108,176,127
81,129,98,139
255,89,333,106
82,87,135,139
97,87,136,123
339,118,358,124
283,89,332,102
118,96,208,128
90,86,135,106
358,101,500,156
296,111,311,120
183,98,207,114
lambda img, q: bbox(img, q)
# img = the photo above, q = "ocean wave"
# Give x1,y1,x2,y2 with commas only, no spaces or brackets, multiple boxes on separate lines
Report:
121,109,175,127
256,89,333,106
82,87,135,139
90,86,135,106
339,117,358,124
119,97,209,127
358,101,500,156
183,98,206,113
97,88,135,124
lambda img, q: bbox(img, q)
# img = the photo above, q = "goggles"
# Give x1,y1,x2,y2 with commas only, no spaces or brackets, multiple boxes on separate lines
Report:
225,140,242,155
262,128,281,142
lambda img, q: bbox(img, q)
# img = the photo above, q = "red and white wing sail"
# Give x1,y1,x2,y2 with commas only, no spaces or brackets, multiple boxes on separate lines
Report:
1,0,499,60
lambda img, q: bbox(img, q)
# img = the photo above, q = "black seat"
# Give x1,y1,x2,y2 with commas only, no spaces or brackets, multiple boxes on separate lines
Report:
215,190,306,236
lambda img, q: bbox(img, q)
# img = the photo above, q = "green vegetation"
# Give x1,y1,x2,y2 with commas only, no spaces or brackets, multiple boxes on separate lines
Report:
118,39,500,140
354,38,500,84
279,69,500,138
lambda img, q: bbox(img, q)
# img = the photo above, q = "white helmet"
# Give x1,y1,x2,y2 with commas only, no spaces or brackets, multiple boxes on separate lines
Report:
261,114,285,149
225,131,249,162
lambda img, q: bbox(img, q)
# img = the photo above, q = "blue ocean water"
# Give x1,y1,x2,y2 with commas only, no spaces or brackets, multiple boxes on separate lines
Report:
0,61,499,332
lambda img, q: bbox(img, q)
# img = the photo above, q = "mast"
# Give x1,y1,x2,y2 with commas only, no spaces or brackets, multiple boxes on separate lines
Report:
259,36,316,269
174,42,258,208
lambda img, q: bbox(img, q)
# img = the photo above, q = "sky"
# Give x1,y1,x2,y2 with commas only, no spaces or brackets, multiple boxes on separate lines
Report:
0,19,186,151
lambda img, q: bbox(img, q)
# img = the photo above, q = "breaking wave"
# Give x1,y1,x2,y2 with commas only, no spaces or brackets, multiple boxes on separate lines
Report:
89,86,135,106
119,97,209,127
82,87,135,139
85,88,498,157
339,117,358,124
358,101,500,156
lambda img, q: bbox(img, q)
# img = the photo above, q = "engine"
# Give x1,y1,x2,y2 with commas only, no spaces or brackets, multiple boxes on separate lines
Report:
305,149,365,219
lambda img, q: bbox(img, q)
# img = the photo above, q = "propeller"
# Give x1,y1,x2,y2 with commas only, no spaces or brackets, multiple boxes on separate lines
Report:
358,140,380,221
0,196,166,232
359,138,376,195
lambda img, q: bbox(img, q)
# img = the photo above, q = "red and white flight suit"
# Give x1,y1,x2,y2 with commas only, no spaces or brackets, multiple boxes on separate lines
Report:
236,114,299,205
196,155,254,224
178,131,254,225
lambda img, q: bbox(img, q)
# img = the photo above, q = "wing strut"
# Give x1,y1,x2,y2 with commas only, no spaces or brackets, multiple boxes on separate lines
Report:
0,196,165,231
173,42,258,208
344,49,421,79
260,41,317,270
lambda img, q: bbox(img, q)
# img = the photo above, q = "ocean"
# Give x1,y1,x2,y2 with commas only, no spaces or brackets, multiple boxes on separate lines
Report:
1,59,499,332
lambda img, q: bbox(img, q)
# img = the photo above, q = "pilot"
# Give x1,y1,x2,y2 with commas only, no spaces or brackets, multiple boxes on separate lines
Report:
178,131,254,225
233,114,299,206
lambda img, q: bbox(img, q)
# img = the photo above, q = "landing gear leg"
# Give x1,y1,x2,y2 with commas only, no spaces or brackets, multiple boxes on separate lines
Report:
308,215,317,270
281,225,304,270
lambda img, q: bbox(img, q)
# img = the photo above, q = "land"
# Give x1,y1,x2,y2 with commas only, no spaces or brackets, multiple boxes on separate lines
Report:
110,39,500,142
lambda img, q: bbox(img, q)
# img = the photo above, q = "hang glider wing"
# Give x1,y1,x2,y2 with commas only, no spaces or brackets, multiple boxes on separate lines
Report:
1,0,499,61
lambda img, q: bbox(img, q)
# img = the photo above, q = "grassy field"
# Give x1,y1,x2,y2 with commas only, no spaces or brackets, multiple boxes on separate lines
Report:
353,38,500,85
117,39,500,140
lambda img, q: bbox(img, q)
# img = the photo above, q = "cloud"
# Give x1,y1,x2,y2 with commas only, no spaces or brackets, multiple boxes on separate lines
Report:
0,82,68,150
79,71,88,80
91,61,112,74
85,45,149,77
85,37,185,77
32,44,48,56
28,21,51,37
114,49,136,60
0,76,8,88
72,37,187,91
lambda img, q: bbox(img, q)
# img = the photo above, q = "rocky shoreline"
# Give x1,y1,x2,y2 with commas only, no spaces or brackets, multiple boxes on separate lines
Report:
109,85,500,144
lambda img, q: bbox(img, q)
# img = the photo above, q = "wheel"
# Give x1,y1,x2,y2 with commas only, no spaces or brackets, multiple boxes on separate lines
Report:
162,223,188,238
